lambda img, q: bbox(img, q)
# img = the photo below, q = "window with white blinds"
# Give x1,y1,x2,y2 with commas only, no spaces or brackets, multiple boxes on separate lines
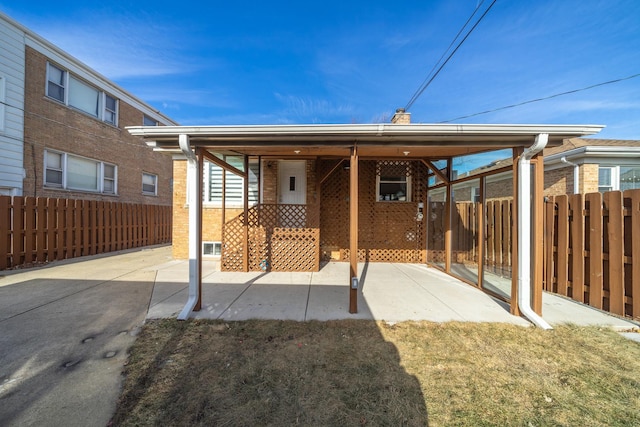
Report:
203,157,259,206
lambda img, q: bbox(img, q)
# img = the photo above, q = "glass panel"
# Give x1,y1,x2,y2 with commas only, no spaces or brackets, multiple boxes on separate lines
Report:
428,160,448,187
426,187,447,269
46,169,63,185
483,173,513,299
289,176,296,191
450,179,480,285
143,115,157,126
69,76,99,117
598,167,613,192
67,155,98,191
620,167,640,191
452,149,512,179
46,151,62,169
248,161,259,204
104,95,117,124
143,173,157,194
47,64,65,102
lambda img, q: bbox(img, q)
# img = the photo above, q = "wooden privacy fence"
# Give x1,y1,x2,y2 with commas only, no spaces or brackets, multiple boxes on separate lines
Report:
545,190,640,320
0,195,172,270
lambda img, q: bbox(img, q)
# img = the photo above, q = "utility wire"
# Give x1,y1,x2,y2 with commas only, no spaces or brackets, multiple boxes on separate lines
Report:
405,0,498,111
438,73,640,123
407,0,486,108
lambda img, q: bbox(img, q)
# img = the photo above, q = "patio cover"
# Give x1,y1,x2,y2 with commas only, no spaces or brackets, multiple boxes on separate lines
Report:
128,123,604,327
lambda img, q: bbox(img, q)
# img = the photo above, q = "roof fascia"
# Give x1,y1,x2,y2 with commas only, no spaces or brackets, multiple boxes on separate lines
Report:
546,146,640,164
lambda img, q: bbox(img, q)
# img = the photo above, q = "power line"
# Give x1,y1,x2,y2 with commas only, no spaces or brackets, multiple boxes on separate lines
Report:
405,0,498,111
438,73,640,123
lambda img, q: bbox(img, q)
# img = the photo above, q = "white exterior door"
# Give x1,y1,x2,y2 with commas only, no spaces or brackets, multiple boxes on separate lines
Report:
278,161,306,205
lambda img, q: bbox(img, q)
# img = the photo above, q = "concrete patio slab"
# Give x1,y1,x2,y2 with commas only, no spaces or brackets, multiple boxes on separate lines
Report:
149,258,640,330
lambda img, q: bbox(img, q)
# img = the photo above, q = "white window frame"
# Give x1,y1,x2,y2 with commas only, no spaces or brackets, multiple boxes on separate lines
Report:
103,93,118,125
44,150,117,194
142,172,158,196
201,157,260,208
600,165,640,192
376,175,411,202
203,241,222,257
45,62,118,126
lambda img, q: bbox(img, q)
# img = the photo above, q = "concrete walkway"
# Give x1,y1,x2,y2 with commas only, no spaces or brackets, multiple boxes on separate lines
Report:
149,252,640,330
1,245,638,427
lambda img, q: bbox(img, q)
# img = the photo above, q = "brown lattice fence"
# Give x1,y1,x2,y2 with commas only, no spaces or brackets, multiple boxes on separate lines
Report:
221,204,320,272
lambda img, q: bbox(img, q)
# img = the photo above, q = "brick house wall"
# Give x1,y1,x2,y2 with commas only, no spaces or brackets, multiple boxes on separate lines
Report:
22,47,172,205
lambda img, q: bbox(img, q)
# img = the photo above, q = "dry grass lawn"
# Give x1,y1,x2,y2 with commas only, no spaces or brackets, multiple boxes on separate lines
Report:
110,320,640,426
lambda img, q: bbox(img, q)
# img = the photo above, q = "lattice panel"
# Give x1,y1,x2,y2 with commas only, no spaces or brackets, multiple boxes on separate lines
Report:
320,160,428,264
376,160,412,177
270,228,319,271
222,204,320,272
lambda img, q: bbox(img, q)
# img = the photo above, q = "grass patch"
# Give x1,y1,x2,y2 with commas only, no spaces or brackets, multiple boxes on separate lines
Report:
111,320,640,426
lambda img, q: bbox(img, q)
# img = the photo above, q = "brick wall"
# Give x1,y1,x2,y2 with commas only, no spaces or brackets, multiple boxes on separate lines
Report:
581,163,599,193
23,47,173,205
544,167,570,196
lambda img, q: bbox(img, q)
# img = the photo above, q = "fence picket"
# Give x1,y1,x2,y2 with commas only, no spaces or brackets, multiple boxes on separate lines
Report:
569,194,585,302
586,192,603,309
0,196,9,269
556,195,569,296
630,190,640,319
604,191,625,315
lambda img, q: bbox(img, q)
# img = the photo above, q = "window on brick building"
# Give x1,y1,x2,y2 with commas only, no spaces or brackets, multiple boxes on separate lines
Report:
203,157,259,206
46,62,119,126
203,242,222,257
46,63,65,102
44,150,117,194
143,115,158,126
598,165,640,192
142,173,158,195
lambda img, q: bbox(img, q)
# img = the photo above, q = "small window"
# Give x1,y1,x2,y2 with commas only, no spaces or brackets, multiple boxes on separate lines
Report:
620,167,640,191
598,167,613,192
377,175,411,202
103,164,116,193
203,242,222,257
142,173,158,195
45,151,64,186
46,63,66,102
143,115,158,126
104,94,117,125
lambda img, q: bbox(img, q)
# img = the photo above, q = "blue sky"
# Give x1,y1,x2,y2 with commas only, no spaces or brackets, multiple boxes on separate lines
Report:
3,0,639,139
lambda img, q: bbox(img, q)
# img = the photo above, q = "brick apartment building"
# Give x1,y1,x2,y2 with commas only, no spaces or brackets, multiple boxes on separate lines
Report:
0,12,177,204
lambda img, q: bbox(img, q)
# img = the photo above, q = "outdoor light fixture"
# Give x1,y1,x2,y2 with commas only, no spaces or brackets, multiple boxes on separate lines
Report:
294,150,301,154
403,151,410,156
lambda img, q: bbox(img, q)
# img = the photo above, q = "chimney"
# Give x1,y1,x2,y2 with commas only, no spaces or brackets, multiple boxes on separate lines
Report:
391,108,411,124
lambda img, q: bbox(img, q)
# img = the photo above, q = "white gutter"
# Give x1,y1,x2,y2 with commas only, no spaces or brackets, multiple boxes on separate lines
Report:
560,157,580,194
517,133,553,329
177,134,202,320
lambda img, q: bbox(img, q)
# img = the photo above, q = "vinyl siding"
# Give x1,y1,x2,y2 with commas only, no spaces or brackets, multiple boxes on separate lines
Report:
0,14,26,195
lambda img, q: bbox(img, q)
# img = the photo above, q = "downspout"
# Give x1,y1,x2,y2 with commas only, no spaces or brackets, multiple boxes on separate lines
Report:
177,134,202,320
517,133,553,329
560,156,580,194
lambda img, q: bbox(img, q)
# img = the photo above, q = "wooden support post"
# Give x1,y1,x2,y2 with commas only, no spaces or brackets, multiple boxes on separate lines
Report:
349,146,359,314
444,159,452,274
531,154,544,315
243,155,249,272
477,176,485,288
